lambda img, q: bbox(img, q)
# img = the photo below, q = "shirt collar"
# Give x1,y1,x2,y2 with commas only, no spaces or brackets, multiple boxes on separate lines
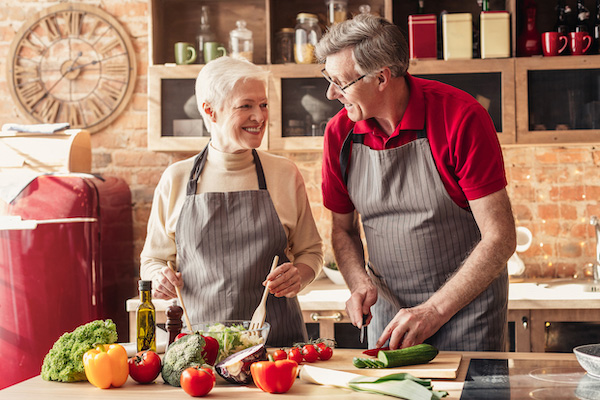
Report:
351,73,426,137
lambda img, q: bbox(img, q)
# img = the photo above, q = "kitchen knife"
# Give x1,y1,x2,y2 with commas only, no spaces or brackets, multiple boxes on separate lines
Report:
360,314,368,343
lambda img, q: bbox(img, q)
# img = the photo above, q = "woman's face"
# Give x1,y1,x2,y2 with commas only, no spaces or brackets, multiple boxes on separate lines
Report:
211,79,268,153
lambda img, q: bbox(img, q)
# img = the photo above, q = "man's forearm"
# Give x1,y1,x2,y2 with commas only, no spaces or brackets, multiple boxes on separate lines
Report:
427,189,516,323
331,212,369,291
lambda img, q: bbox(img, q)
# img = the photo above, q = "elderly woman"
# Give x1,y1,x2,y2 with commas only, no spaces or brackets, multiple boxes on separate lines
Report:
140,57,323,346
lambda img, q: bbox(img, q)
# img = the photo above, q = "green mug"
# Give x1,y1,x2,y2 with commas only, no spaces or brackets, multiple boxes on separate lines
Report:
174,42,197,65
203,42,227,63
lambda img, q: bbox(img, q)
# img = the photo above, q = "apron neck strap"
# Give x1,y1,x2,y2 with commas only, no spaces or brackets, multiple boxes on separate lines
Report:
187,144,267,195
339,127,428,186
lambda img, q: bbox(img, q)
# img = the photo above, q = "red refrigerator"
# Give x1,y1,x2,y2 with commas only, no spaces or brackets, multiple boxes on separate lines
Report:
0,174,137,389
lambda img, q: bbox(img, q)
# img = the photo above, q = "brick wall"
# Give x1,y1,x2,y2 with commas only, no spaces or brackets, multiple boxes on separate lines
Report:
1,1,598,280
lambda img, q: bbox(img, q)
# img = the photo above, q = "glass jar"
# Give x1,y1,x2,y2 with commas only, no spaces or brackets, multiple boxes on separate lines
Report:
325,0,348,26
196,5,215,64
229,20,253,62
275,28,294,64
294,13,322,64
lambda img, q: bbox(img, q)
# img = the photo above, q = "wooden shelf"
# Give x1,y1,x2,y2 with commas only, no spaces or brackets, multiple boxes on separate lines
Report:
148,0,600,151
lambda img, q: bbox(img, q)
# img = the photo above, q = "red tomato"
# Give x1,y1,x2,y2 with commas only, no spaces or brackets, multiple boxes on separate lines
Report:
273,349,288,361
301,344,319,363
180,366,216,397
316,343,333,361
175,333,189,341
287,347,303,364
128,350,162,384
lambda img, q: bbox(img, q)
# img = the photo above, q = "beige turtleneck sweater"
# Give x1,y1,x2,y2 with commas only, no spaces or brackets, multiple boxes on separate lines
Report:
140,144,323,282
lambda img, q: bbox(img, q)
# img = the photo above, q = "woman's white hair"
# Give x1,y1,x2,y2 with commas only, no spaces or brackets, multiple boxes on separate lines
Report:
195,56,268,132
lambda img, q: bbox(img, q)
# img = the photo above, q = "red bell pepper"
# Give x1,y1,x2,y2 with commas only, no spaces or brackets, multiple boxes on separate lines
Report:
201,335,219,365
250,357,298,394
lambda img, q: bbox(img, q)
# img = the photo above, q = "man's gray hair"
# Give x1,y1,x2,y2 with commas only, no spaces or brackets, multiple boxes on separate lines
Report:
195,56,268,132
315,13,409,78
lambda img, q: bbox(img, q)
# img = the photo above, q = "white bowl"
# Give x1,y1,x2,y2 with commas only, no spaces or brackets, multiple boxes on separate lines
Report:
323,266,346,285
574,344,600,378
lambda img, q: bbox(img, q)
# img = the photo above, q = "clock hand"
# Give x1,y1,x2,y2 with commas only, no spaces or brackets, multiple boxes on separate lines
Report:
44,51,84,95
68,52,127,73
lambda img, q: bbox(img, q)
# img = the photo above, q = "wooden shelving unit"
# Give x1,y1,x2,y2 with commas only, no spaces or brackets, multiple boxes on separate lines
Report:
147,0,600,151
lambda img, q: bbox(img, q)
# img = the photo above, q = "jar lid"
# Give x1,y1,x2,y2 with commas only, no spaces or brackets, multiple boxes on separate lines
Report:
230,20,252,39
278,28,295,34
296,12,318,21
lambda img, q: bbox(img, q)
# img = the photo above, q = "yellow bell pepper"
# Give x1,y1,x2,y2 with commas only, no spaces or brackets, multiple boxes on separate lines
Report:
83,344,129,389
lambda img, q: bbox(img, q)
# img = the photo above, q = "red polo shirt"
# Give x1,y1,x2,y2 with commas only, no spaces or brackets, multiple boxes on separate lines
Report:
322,74,507,214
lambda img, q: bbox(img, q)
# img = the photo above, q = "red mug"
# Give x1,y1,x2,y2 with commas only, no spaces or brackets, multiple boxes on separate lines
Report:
569,31,592,55
542,32,568,56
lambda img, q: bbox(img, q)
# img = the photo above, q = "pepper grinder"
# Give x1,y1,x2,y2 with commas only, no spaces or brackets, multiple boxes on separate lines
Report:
165,300,183,345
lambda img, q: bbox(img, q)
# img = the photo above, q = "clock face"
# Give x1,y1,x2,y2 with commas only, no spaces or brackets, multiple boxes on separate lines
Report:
7,4,136,133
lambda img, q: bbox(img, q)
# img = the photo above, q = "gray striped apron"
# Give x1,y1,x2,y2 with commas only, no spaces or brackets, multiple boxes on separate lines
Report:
175,145,308,347
340,129,508,351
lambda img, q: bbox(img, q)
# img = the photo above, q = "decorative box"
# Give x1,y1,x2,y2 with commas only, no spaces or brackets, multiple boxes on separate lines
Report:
408,14,437,59
442,13,473,60
480,11,510,59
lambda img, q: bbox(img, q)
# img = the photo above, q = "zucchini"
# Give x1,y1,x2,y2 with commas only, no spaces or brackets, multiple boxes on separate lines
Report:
377,344,438,368
353,357,385,369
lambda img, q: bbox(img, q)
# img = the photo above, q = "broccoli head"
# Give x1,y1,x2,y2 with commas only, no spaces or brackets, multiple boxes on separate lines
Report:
161,333,207,386
41,319,118,382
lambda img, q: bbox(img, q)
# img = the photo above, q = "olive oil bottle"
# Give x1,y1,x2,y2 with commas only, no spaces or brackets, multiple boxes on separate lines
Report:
136,280,156,352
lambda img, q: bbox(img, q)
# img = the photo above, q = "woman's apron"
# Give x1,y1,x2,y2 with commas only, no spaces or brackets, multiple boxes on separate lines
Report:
340,129,508,351
175,145,307,347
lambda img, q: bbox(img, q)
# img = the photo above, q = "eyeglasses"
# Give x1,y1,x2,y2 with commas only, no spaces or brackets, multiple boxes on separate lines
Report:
321,68,367,94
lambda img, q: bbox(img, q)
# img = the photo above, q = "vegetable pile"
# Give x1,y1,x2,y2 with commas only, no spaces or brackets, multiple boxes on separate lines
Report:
41,319,118,382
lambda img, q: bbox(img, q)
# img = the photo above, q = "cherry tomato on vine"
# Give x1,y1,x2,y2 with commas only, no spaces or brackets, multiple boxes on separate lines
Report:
273,349,288,361
287,347,303,364
302,344,319,363
316,343,333,361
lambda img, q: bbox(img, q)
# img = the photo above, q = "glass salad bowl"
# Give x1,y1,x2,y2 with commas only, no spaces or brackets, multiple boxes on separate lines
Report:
190,320,270,363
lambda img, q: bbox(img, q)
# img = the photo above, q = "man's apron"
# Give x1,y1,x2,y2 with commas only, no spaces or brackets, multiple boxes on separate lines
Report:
340,130,508,351
175,145,307,347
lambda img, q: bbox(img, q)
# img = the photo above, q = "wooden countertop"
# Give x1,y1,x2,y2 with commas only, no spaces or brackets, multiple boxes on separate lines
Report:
0,350,581,400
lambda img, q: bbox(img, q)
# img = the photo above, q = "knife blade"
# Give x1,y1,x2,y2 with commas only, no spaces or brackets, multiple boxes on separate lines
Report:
359,314,368,343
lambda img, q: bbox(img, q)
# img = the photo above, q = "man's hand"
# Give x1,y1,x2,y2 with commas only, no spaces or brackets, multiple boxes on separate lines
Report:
345,282,378,328
375,303,445,349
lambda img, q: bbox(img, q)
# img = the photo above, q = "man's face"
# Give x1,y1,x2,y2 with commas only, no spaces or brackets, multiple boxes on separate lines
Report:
323,47,377,122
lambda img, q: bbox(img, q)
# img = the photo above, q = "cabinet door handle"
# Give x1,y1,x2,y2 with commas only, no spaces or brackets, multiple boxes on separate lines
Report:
310,312,343,322
522,316,528,330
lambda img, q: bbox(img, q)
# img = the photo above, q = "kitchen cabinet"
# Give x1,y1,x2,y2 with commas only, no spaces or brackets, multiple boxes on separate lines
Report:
147,0,600,151
515,56,600,144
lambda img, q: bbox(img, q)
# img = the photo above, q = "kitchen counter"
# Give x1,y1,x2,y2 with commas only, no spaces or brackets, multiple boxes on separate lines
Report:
0,350,589,399
126,278,600,351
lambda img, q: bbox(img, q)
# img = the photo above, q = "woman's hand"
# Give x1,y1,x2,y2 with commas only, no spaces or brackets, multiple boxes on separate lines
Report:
263,262,314,298
152,265,183,300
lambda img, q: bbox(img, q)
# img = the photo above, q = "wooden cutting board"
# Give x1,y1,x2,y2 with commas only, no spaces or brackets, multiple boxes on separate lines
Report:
321,349,462,379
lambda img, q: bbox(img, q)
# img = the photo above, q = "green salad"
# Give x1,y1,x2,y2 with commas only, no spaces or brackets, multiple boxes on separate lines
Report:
199,323,264,362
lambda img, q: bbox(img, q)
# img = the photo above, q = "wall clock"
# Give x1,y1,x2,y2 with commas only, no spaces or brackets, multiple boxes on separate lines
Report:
6,3,137,133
